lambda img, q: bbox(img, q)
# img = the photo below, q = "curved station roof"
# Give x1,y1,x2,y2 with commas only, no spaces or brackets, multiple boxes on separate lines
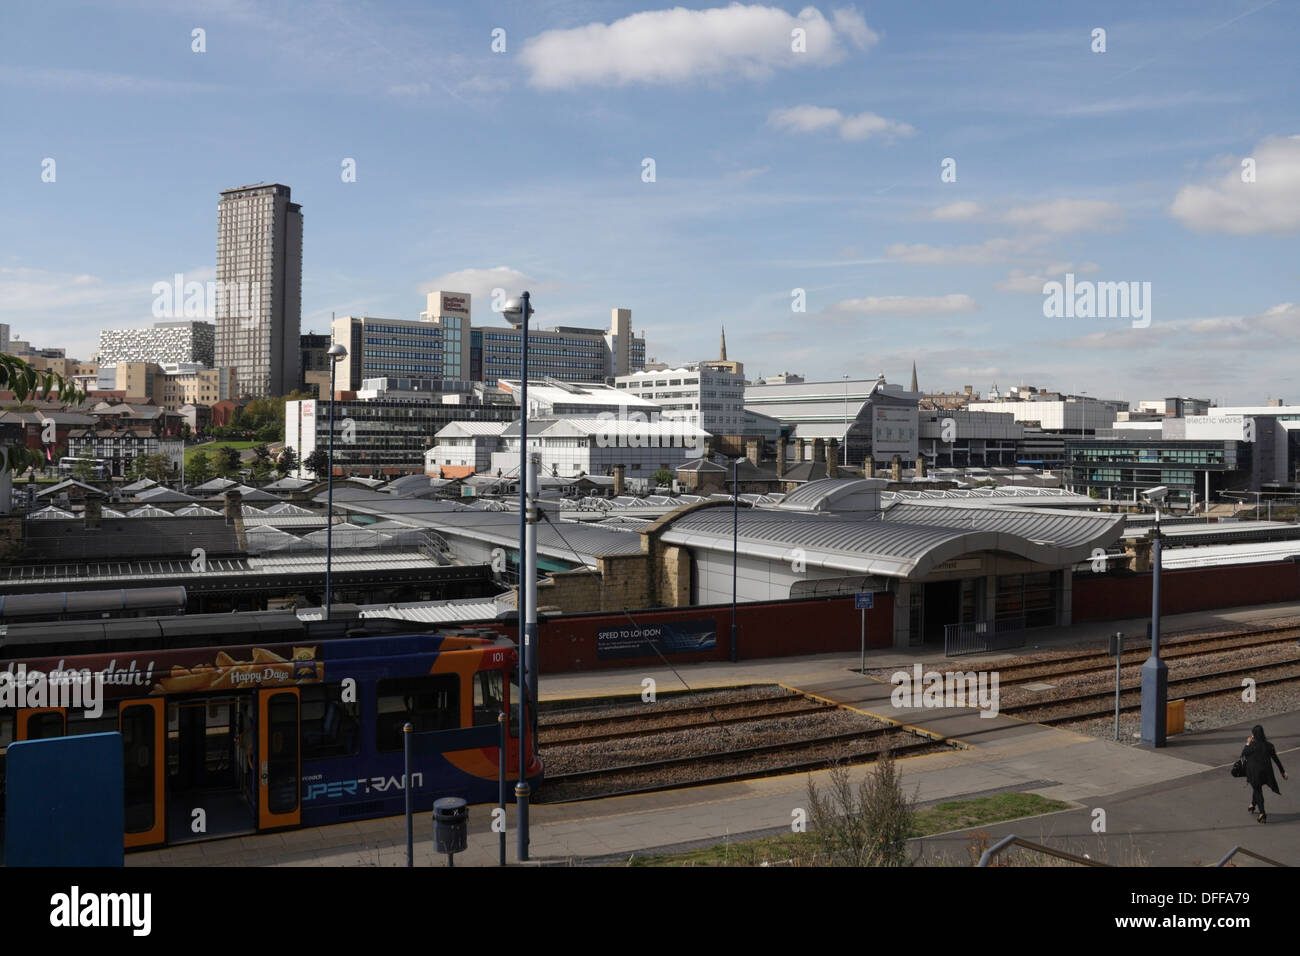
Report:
658,478,1125,580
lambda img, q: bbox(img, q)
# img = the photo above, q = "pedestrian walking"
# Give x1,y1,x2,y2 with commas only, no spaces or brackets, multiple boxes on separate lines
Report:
1242,724,1287,824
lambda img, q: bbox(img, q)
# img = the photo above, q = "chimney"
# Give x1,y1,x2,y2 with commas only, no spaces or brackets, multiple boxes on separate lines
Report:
776,439,787,478
864,457,875,478
745,438,760,467
792,441,803,463
224,488,242,526
964,385,973,395
613,464,625,496
891,455,902,481
827,439,839,479
916,455,927,478
83,496,102,531
813,438,826,463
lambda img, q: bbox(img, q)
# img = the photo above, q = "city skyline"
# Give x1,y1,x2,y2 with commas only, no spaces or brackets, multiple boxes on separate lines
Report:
2,1,1297,404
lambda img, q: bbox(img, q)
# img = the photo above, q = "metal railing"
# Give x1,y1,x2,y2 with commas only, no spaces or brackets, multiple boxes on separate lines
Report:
944,616,1029,657
977,834,1288,868
1213,846,1287,867
977,835,1109,867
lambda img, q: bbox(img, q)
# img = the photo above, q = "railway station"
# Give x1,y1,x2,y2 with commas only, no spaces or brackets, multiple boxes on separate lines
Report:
3,468,1300,868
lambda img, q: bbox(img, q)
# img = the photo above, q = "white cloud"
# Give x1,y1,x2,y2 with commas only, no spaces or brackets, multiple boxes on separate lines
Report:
0,65,229,95
768,105,913,142
923,198,1121,232
457,75,510,95
422,267,538,318
831,6,877,50
930,201,980,221
1170,135,1300,235
1059,302,1300,350
1001,199,1123,233
827,294,977,316
520,5,876,89
996,262,1099,293
768,104,841,133
387,83,431,97
885,237,1040,265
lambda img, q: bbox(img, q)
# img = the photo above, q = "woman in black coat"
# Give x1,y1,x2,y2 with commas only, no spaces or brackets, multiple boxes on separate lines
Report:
1243,724,1287,823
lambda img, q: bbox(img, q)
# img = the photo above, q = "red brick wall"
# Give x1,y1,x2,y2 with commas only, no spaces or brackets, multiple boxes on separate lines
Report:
1073,561,1300,622
533,594,895,674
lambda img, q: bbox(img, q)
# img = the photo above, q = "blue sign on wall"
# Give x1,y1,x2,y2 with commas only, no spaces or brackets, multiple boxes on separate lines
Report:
855,593,875,610
596,619,717,660
4,732,124,866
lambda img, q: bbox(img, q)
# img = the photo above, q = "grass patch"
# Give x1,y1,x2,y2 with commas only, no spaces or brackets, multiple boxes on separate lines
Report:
186,441,259,467
912,792,1067,836
624,791,1069,867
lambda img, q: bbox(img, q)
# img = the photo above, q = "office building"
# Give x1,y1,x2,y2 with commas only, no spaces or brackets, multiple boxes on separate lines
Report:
99,321,215,366
615,362,747,435
284,395,517,478
476,307,645,384
1065,405,1300,506
745,374,921,466
215,183,303,398
968,385,1127,466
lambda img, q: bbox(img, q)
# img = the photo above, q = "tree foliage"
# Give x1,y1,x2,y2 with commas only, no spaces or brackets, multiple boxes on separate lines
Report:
276,447,298,477
303,448,330,479
217,446,242,478
188,451,213,485
0,354,84,474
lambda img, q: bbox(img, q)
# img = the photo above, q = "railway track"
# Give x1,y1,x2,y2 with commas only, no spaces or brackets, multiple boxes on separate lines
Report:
539,693,832,745
1002,658,1300,725
538,727,944,803
978,624,1300,688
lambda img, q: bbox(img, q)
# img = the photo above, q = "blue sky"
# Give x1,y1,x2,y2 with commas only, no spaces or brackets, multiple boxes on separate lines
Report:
2,0,1297,404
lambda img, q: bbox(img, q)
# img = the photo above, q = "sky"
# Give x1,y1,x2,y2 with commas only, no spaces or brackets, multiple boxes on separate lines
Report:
1,0,1297,405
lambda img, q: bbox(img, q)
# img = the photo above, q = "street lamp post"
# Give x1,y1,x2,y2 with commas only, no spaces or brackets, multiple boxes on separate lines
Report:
502,292,534,862
731,456,739,663
842,375,849,466
1140,486,1168,747
324,343,347,622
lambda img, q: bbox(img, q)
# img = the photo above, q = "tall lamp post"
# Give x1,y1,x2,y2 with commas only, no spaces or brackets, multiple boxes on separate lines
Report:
1139,485,1168,747
731,455,740,663
324,343,347,622
842,375,849,466
501,292,534,862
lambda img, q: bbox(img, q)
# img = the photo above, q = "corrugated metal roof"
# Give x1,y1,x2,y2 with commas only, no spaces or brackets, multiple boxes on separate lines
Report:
1162,541,1300,569
296,597,506,624
883,502,1124,549
660,503,1124,580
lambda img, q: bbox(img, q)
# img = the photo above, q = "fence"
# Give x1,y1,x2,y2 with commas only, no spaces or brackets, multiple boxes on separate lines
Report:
944,616,1030,657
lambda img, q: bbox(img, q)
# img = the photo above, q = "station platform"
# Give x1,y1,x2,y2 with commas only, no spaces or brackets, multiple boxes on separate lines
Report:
125,599,1300,868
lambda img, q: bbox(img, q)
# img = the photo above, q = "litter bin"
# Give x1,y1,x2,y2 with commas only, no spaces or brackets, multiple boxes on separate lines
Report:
1167,699,1185,736
433,797,469,865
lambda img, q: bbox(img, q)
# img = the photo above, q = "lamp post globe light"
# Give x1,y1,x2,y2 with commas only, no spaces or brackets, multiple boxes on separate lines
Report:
324,343,347,622
500,292,535,861
1140,485,1168,747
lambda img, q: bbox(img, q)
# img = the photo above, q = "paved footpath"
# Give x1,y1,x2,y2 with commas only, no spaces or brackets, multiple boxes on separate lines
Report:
128,600,1300,867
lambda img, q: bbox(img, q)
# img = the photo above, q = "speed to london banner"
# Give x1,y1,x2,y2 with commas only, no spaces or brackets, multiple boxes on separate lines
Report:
595,620,717,660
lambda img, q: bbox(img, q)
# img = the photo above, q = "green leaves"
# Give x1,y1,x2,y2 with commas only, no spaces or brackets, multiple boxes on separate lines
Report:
0,353,87,475
0,354,82,409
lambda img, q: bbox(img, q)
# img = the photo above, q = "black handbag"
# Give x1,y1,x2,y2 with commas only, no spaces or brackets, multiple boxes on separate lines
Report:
1231,758,1246,778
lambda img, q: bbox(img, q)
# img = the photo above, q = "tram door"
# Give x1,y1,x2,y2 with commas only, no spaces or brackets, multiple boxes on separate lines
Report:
16,708,66,740
119,698,165,848
256,688,300,830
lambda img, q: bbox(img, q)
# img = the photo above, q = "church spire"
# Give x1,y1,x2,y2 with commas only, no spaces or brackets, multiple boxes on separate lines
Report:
719,325,728,362
910,361,918,393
